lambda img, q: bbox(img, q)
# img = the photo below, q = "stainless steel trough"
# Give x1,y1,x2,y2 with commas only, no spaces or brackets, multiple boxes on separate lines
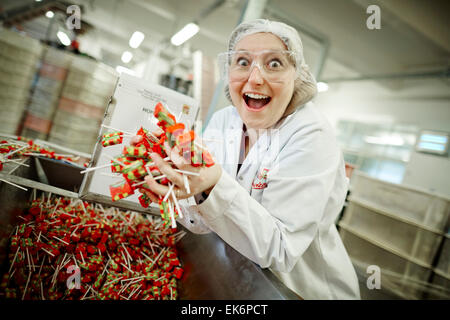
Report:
0,155,300,299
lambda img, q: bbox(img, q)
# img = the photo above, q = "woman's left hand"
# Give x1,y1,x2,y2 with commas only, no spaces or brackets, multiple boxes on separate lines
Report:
140,141,222,200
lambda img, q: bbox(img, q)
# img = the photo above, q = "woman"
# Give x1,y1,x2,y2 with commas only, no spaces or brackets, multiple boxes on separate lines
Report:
137,19,360,300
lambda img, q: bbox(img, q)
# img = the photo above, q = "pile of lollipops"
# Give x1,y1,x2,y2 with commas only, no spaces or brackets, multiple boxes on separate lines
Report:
0,192,186,300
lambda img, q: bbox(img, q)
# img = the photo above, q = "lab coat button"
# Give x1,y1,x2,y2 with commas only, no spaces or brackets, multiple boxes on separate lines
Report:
239,176,243,181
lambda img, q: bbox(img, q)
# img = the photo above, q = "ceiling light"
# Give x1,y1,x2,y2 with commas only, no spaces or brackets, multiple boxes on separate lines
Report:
171,23,199,46
116,66,136,76
56,31,71,46
420,134,447,144
45,11,54,18
129,31,145,49
416,131,448,155
121,51,133,64
35,0,42,2
317,82,329,92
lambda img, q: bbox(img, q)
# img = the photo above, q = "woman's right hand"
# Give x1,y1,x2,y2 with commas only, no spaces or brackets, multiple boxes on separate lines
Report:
130,135,144,146
130,133,221,201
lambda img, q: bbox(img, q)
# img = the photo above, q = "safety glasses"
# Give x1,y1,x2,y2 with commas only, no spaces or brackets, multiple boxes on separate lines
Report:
217,50,296,83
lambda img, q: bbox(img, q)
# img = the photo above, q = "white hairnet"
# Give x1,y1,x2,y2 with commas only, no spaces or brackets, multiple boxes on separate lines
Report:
223,19,317,108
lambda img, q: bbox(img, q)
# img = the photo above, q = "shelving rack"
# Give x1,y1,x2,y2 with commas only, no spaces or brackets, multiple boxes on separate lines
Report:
339,171,450,299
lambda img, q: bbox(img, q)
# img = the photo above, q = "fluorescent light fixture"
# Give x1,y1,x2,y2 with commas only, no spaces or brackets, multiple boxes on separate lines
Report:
364,135,405,146
420,134,447,144
317,82,329,92
416,131,449,155
46,11,54,18
129,31,145,49
56,31,71,46
417,142,445,152
115,66,136,76
171,23,199,46
121,51,133,63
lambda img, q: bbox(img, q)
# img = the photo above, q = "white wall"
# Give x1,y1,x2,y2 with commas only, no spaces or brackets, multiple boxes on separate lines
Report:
314,77,450,194
403,151,450,197
314,78,450,132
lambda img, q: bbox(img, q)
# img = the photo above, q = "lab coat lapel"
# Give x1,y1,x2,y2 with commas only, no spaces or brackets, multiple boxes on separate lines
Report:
224,110,243,178
237,112,294,194
238,129,272,193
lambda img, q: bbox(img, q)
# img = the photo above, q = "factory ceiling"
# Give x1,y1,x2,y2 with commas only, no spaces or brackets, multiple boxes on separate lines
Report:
1,0,449,86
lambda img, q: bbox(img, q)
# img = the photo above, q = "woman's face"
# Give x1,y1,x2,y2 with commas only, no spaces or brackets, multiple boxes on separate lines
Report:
229,33,296,129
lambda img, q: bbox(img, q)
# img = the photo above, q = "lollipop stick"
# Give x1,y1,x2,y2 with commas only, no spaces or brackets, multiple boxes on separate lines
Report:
171,188,183,219
169,200,176,228
163,183,174,202
154,174,167,181
174,169,199,176
80,162,111,174
183,175,190,194
5,159,30,167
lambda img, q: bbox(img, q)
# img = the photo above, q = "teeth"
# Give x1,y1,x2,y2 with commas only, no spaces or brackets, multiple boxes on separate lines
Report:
245,93,269,99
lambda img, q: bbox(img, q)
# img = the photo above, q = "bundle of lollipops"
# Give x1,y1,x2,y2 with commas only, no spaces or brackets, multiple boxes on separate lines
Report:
81,102,215,228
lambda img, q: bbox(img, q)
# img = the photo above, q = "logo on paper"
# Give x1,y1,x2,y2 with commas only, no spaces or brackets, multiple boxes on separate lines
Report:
182,104,191,115
252,168,269,189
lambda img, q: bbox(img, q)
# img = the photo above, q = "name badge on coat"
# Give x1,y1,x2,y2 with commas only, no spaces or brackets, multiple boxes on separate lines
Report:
252,168,270,190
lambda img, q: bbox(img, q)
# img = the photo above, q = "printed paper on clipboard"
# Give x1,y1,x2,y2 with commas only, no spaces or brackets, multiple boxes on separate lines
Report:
79,73,199,214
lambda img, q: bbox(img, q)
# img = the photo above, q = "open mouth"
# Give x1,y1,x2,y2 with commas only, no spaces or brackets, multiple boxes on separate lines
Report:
243,93,271,111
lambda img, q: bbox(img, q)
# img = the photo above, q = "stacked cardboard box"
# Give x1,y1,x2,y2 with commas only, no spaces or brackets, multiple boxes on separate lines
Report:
21,46,74,139
0,29,42,134
48,55,117,154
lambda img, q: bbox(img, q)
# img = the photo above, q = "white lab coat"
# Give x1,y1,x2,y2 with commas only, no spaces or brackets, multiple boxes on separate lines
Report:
178,102,361,300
